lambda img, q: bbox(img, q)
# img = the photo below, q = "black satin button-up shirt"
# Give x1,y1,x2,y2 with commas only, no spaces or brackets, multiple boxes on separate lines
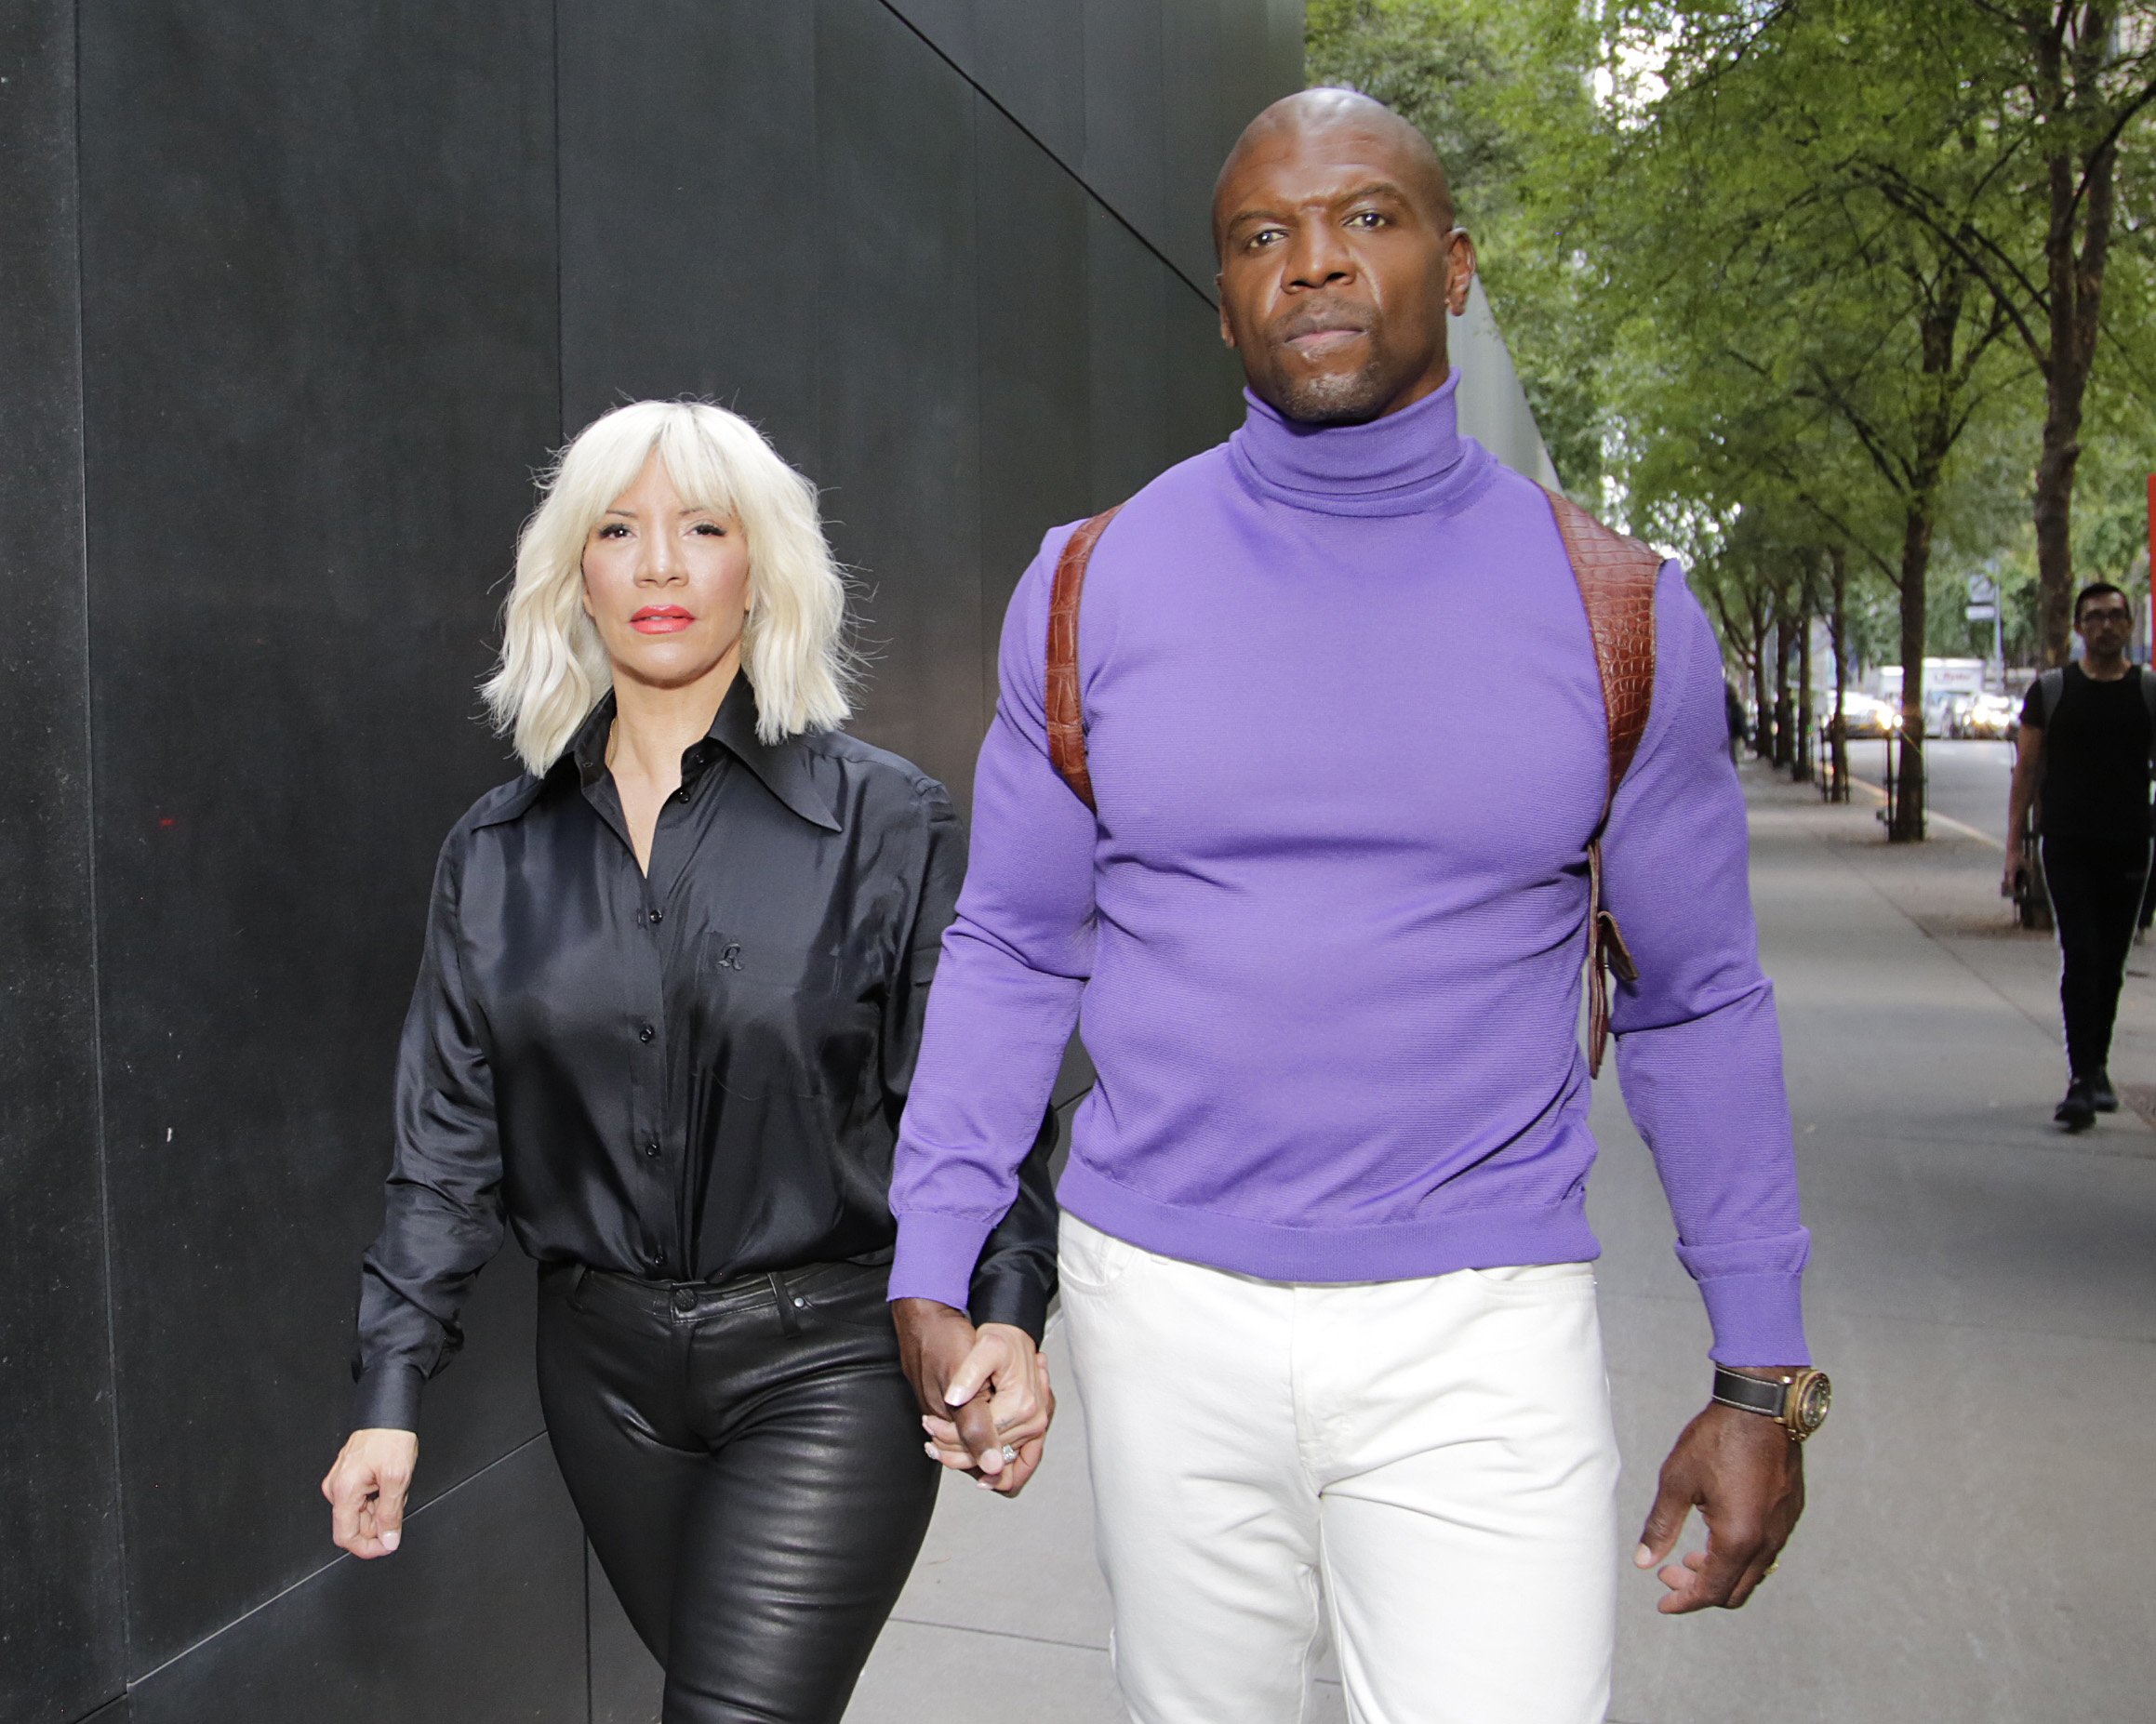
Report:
352,678,1058,1430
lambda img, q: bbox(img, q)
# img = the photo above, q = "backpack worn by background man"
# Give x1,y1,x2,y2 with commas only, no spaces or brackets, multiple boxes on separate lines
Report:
2033,664,2156,737
1042,488,1663,1079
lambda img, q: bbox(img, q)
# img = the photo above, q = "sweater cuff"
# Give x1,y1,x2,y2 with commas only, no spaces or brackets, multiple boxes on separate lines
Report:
1693,1272,1810,1367
352,1360,425,1434
889,1211,997,1313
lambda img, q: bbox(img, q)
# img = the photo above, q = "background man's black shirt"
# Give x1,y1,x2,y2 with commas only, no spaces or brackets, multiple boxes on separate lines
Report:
351,677,1058,1431
2022,663,2154,843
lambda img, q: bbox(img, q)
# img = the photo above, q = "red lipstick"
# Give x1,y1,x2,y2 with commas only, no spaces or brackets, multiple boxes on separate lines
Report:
630,604,695,635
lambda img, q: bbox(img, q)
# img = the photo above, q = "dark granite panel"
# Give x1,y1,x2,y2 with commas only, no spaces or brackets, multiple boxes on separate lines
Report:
557,0,821,471
0,7,128,1722
1161,0,1235,289
128,1439,585,1724
815,0,984,803
1165,283,1247,467
975,101,1094,730
1085,204,1175,507
886,0,1088,167
74,1,560,1671
589,1543,663,1724
1081,0,1167,278
77,1698,131,1724
1262,0,1308,105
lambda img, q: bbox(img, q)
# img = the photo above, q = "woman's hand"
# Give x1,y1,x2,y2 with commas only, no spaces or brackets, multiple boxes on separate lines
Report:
917,1321,1056,1497
322,1427,419,1558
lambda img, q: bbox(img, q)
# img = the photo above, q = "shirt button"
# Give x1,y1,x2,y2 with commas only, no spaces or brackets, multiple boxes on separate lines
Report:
646,908,662,925
645,1139,661,1158
674,788,690,803
638,1023,655,1043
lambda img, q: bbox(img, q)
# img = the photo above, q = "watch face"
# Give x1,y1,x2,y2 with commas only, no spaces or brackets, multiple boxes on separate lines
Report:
1792,1370,1831,1435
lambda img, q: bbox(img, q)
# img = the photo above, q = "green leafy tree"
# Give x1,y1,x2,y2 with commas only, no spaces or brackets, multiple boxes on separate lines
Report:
1307,0,1614,488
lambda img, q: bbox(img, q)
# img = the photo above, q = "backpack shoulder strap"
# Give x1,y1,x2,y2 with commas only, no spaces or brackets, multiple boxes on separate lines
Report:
1045,505,1121,811
1541,486,1662,1078
1542,486,1661,821
2039,666,2066,726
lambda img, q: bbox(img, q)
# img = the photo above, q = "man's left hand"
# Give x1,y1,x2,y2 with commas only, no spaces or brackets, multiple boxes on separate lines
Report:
1635,1382,1805,1612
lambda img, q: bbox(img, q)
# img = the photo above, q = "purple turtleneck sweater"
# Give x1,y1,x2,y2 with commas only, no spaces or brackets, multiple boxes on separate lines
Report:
890,374,1810,1366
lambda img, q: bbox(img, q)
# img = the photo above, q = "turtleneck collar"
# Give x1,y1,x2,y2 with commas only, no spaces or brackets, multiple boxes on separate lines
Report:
1226,365,1497,519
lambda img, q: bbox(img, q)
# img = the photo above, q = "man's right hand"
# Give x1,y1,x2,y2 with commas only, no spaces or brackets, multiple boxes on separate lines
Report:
2002,843,2023,898
323,1427,419,1558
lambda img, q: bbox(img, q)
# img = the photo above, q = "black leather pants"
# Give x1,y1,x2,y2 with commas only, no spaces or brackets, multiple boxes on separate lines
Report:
537,1259,938,1724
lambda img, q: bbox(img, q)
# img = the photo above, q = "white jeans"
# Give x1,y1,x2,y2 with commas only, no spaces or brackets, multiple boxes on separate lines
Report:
1058,1213,1619,1724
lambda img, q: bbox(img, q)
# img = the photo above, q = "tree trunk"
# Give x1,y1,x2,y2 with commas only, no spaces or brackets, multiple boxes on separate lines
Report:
1794,588,1814,784
1891,502,1934,842
1750,612,1771,758
2030,6,2119,667
1773,604,1794,770
2032,379,2083,668
1829,544,1850,802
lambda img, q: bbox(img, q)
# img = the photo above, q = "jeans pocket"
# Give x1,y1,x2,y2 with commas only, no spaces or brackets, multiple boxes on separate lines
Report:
1058,1215,1144,1293
1459,1260,1598,1298
798,1264,900,1332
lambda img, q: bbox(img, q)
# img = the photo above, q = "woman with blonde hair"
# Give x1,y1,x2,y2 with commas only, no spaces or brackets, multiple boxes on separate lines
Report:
321,401,1057,1723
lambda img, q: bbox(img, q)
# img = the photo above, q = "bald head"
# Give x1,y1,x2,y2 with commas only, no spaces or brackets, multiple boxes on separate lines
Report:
1212,89,1455,260
1210,88,1475,425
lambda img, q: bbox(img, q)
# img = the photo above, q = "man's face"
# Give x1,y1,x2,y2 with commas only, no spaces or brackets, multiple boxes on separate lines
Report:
1214,121,1474,424
2075,593,2133,658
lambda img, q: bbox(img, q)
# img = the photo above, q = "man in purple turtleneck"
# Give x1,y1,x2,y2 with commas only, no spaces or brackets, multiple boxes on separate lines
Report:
891,91,1825,1722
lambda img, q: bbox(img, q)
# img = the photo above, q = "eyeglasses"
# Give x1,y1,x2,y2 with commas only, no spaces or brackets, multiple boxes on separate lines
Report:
2080,607,2132,626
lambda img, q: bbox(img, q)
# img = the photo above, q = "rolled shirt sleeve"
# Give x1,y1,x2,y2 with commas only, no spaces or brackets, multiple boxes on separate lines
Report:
889,528,1097,1310
350,831,508,1432
1604,564,1812,1366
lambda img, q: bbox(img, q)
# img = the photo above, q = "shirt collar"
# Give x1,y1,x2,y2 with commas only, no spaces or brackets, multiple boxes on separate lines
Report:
559,675,842,832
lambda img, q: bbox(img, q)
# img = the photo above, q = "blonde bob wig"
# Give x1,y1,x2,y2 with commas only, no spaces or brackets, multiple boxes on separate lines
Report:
485,400,853,773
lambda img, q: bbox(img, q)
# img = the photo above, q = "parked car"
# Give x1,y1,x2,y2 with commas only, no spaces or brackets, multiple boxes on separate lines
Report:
1954,692,2016,740
1834,692,1899,738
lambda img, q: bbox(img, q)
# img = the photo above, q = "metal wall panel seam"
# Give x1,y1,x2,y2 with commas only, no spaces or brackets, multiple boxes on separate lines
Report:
553,0,568,458
72,0,135,1696
112,1433,563,1698
872,0,1220,312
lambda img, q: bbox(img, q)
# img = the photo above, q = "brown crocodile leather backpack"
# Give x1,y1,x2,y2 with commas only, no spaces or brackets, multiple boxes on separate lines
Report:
1042,488,1661,1079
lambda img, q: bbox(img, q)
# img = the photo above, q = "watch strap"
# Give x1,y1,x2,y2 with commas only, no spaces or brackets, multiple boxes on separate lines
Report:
1711,1367,1788,1421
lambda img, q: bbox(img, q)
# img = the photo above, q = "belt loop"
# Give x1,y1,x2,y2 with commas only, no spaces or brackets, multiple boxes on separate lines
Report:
566,1262,590,1312
769,1270,801,1336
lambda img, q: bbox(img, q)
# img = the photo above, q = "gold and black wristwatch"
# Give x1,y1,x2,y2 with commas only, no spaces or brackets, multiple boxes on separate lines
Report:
1711,1366,1831,1441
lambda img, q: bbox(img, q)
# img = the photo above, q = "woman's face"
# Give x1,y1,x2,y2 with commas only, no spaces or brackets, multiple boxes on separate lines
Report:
580,449,752,693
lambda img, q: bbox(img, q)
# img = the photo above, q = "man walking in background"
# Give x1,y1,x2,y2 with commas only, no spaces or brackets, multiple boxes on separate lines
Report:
2005,583,2155,1130
888,90,1827,1723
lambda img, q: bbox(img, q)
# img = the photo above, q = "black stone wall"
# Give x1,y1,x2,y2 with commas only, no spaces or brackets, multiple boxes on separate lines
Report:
0,4,1301,1720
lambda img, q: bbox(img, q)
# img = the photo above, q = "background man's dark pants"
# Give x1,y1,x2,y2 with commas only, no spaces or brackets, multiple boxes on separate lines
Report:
2042,837,2154,1081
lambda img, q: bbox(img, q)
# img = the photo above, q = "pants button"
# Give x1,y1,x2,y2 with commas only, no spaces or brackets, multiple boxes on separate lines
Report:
672,1287,697,1315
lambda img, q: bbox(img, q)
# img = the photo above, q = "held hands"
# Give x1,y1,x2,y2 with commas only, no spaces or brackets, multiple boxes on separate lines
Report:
893,1298,1054,1496
322,1427,419,1558
1636,1393,1804,1612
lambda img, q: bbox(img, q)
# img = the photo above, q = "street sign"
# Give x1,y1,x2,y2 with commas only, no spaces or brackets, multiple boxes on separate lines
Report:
1966,603,1997,622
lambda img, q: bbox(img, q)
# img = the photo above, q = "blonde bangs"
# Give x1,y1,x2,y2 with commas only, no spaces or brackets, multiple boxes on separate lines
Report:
482,401,855,774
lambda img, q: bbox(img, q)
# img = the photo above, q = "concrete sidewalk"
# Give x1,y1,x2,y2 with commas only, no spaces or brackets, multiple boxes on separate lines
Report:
811,764,2156,1720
